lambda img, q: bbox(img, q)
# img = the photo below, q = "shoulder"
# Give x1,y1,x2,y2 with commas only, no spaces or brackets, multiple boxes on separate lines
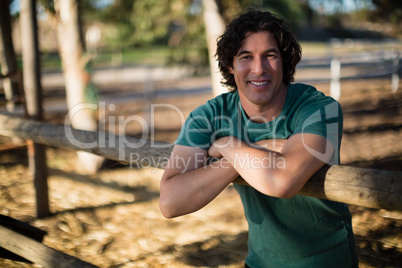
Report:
288,83,341,114
287,83,343,133
291,83,339,108
289,83,333,103
289,84,343,148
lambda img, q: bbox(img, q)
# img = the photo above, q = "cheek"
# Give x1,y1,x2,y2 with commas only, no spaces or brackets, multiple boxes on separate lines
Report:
275,59,284,72
269,58,281,70
232,63,248,77
270,62,283,79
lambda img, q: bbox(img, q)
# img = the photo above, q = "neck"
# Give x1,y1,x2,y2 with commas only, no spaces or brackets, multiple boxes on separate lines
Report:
241,85,288,123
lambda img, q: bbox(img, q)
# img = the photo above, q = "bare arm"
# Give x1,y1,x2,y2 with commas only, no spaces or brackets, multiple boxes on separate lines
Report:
209,133,334,198
232,138,286,185
159,145,238,218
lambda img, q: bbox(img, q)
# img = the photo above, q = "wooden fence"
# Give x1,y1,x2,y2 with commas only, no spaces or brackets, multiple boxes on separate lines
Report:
0,224,97,268
0,114,99,266
1,42,402,266
1,112,401,212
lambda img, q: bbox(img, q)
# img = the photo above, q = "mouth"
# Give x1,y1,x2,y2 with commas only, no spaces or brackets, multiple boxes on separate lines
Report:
249,80,270,87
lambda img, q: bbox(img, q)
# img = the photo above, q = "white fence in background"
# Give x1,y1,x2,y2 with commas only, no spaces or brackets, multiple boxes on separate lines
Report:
297,39,401,99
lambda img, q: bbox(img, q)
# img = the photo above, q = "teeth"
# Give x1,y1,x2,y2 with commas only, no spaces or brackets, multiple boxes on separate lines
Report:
250,81,268,86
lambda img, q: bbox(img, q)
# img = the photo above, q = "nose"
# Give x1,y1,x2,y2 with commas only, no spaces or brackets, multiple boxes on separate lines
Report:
251,56,269,75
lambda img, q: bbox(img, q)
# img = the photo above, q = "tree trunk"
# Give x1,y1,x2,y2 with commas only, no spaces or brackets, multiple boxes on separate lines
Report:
20,0,50,218
0,0,19,111
54,0,103,174
202,0,226,97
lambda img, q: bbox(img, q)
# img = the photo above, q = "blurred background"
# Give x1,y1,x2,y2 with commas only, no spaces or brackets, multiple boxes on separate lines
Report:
0,0,401,267
5,0,402,72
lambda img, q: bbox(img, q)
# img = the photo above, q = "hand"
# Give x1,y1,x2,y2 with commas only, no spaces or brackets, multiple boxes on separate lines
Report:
208,136,240,158
231,139,286,186
208,142,222,158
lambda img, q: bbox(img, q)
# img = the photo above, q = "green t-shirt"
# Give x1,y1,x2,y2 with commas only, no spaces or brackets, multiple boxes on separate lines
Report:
176,83,358,267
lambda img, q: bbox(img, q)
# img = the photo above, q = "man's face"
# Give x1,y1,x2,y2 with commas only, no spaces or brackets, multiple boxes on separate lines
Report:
229,31,285,111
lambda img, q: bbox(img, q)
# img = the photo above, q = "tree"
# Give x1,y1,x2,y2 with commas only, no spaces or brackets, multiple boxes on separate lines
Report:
53,0,104,174
0,0,19,111
130,0,209,67
371,0,402,24
203,0,225,96
93,0,136,49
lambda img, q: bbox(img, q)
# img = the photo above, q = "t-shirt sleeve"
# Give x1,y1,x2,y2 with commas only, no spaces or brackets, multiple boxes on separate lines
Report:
293,98,343,164
175,103,215,151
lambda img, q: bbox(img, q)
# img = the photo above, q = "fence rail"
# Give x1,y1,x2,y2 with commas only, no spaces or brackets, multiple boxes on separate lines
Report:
296,50,400,99
0,225,97,268
1,112,401,211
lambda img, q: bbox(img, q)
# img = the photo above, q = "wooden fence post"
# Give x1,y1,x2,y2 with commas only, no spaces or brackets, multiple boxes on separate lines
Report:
392,51,400,93
144,66,154,133
20,0,50,218
330,57,341,100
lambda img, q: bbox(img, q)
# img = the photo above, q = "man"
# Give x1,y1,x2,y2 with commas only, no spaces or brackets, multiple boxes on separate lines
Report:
159,10,358,267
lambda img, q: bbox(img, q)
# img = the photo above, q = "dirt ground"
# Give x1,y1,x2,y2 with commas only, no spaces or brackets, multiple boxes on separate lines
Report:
0,77,401,267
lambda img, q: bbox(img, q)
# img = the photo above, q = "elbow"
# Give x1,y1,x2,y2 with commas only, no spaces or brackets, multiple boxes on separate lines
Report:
275,185,297,199
159,206,175,219
159,201,176,219
266,183,297,199
259,172,298,199
159,185,187,218
159,176,181,218
159,193,179,219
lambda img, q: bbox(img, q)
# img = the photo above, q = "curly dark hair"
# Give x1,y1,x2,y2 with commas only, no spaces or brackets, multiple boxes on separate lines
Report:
216,10,302,91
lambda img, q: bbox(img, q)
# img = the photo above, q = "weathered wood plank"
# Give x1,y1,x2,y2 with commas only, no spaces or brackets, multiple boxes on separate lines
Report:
0,225,98,268
0,112,401,211
0,112,172,167
0,214,47,263
299,165,402,210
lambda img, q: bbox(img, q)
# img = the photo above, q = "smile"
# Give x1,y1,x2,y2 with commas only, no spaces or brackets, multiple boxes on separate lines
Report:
250,81,269,86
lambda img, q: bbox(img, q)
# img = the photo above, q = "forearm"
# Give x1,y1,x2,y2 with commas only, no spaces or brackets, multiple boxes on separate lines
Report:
220,142,287,196
230,138,286,185
215,135,330,198
159,157,238,218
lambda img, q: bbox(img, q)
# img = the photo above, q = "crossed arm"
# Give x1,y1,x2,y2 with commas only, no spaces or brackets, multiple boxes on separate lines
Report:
159,133,333,218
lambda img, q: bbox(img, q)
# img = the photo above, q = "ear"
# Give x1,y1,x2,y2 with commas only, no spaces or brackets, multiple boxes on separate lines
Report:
228,66,234,74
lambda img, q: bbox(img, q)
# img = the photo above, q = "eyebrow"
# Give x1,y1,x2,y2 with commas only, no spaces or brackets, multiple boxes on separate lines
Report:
236,48,280,57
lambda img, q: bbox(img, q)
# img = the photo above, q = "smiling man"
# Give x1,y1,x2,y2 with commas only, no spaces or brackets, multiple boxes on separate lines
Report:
159,11,358,267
